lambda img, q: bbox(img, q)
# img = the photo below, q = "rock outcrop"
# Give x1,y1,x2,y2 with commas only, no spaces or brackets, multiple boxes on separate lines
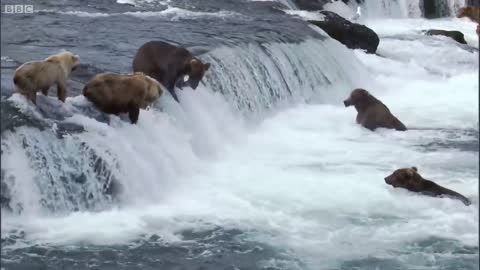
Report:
309,11,380,53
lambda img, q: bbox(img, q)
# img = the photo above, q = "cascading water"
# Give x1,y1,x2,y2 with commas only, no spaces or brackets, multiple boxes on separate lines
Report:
1,38,367,215
203,40,367,116
421,0,467,18
334,0,466,18
360,0,423,18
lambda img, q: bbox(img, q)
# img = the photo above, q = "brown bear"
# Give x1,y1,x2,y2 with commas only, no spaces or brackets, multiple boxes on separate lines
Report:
83,72,164,124
457,6,480,35
132,41,210,103
13,50,80,105
384,167,471,206
343,88,407,131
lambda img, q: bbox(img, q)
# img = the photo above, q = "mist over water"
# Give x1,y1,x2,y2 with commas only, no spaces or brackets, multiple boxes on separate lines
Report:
1,0,479,269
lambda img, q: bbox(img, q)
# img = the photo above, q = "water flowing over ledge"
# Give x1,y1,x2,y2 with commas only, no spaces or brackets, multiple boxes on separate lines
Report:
1,37,367,215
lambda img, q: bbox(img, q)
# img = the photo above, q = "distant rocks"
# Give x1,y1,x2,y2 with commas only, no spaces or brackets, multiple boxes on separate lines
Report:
293,0,331,11
424,29,468,44
292,0,365,10
308,11,379,54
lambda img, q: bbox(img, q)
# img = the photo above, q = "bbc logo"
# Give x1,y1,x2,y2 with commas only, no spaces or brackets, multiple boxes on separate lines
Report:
3,5,34,14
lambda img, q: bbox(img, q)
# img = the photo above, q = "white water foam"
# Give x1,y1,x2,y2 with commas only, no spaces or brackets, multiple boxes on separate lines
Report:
116,0,166,7
283,9,326,21
41,6,241,20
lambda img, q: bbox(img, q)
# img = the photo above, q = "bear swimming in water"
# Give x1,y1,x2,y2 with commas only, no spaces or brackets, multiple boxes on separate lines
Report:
344,88,407,131
83,72,163,124
132,41,210,102
13,50,80,105
384,167,471,206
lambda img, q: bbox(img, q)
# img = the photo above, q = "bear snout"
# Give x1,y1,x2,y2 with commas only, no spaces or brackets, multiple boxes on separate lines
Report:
190,79,200,90
384,177,393,185
71,61,80,71
344,99,352,107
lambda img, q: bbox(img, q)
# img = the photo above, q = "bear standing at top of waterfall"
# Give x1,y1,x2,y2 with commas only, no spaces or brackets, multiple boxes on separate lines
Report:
384,167,471,206
132,41,210,103
457,6,480,35
13,50,80,105
83,72,163,124
343,88,407,131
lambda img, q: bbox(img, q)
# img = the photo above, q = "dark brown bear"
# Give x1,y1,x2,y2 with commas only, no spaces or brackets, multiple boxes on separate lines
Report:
83,72,163,124
384,167,471,206
343,88,407,131
132,41,210,102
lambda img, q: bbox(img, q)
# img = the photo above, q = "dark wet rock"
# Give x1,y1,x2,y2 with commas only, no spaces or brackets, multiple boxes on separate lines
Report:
424,29,468,44
1,99,86,138
421,0,458,18
309,11,380,53
293,0,331,10
1,100,47,134
1,171,12,211
54,122,85,138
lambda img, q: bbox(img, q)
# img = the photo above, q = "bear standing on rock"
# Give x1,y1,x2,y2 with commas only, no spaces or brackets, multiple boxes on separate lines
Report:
344,88,407,131
83,72,164,124
385,167,472,206
132,41,211,103
13,50,80,105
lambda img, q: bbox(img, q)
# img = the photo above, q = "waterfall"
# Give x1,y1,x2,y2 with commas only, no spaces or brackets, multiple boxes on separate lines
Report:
327,0,466,18
1,38,368,216
360,0,423,18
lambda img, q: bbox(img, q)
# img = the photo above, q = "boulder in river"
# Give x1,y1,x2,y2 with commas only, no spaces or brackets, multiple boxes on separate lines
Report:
293,0,332,11
424,29,468,44
309,11,380,54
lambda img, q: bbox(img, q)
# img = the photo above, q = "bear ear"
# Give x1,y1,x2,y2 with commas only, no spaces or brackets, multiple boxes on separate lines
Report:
406,169,415,177
190,59,201,67
412,166,418,172
204,63,210,71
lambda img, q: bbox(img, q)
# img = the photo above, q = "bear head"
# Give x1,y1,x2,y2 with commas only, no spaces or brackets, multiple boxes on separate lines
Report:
184,58,210,90
47,50,80,74
143,75,163,105
384,167,423,191
343,88,373,108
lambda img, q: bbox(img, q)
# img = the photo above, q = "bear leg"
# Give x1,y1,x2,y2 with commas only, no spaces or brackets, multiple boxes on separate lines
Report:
166,81,180,103
128,106,140,124
170,89,180,103
27,91,37,105
57,81,67,102
41,87,49,96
